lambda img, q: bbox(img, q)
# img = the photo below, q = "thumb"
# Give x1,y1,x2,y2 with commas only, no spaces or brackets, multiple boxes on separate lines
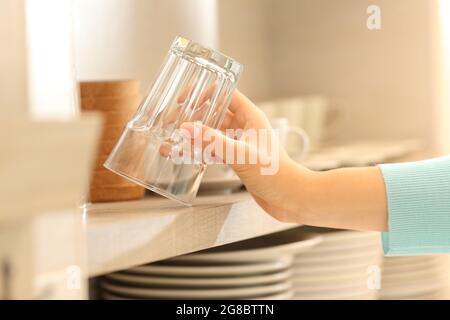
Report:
180,122,248,166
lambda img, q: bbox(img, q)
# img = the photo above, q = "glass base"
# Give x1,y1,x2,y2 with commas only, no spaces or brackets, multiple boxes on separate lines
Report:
103,163,195,206
103,126,205,206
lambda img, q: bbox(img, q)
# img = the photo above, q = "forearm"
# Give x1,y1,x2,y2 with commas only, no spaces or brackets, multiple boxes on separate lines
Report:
290,165,388,231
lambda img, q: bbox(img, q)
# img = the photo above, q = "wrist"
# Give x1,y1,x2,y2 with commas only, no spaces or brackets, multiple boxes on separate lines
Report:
277,158,320,221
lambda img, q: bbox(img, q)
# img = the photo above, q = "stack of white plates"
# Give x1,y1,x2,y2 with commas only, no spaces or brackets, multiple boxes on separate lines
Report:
292,228,383,300
100,228,321,300
380,255,450,300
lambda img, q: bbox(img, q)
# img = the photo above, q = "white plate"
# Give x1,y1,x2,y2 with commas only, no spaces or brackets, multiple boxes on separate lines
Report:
319,232,380,248
322,235,380,247
311,229,379,243
293,288,378,300
128,257,293,277
383,255,446,268
293,257,382,276
250,290,294,300
293,271,371,293
294,249,382,266
171,229,321,263
293,283,371,295
383,258,447,275
105,269,292,288
293,271,369,286
382,291,448,300
101,280,292,299
382,263,448,283
313,237,381,253
297,229,381,258
102,292,132,300
380,275,450,299
102,289,295,300
301,243,381,258
392,290,449,300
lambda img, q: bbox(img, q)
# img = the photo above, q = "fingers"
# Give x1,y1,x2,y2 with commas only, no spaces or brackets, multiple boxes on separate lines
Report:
162,101,210,126
166,82,219,127
227,90,268,129
228,90,260,116
177,83,217,107
162,105,183,125
175,86,262,133
179,122,248,165
176,85,191,104
158,142,172,158
220,110,241,132
177,87,261,129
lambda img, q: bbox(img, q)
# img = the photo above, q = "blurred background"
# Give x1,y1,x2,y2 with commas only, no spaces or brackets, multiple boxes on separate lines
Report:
3,0,450,154
72,0,450,154
1,0,450,300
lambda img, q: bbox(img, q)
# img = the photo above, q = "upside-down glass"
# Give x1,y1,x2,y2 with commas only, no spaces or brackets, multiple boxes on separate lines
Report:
104,36,243,205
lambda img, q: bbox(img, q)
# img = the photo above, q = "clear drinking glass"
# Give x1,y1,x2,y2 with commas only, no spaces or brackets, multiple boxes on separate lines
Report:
104,36,243,205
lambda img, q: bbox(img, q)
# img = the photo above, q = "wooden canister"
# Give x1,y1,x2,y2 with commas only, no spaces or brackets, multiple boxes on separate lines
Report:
79,80,145,202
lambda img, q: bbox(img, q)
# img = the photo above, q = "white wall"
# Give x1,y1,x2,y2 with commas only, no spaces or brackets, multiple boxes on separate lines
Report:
0,0,28,116
74,0,218,90
73,0,445,148
267,0,436,144
217,0,273,101
1,0,81,120
433,0,450,155
73,0,271,101
26,0,78,120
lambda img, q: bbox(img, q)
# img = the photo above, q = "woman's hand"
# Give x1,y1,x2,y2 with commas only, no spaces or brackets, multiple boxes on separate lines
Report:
180,90,388,231
180,90,313,222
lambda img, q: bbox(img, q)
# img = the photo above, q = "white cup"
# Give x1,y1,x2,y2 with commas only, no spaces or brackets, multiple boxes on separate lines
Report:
301,95,328,150
270,118,310,161
204,118,310,181
259,96,329,151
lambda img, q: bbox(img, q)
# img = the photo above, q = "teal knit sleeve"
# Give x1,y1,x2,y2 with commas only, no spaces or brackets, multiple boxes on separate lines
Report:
378,156,450,256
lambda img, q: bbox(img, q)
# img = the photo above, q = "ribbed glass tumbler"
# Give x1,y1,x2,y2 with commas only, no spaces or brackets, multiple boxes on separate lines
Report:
104,36,243,205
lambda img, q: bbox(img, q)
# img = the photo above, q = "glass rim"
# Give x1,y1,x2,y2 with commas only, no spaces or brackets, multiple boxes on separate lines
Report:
170,36,243,80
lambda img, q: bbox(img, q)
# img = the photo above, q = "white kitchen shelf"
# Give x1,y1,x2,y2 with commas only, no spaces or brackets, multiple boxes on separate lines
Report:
84,139,425,278
85,192,295,277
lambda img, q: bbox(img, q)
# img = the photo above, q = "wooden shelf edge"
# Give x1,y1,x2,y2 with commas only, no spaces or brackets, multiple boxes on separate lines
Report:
86,193,295,277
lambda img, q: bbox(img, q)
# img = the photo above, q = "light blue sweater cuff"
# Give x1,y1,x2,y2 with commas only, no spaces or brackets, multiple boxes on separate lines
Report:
379,156,450,256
